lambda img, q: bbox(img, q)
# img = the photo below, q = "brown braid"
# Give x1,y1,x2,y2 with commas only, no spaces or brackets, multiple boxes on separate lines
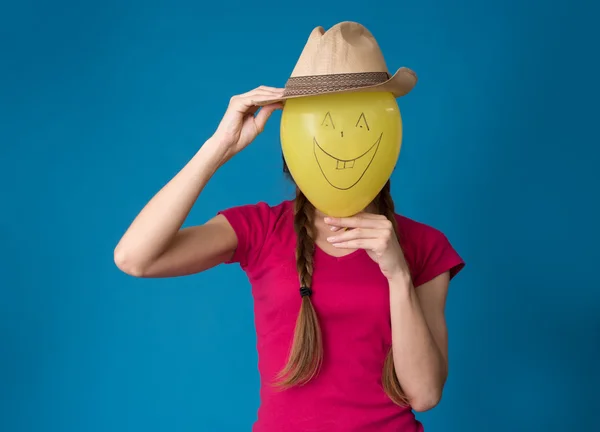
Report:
274,180,407,405
377,180,410,406
275,188,323,387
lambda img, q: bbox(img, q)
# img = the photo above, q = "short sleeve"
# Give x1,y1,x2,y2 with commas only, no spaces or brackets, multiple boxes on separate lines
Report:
217,202,273,270
412,227,465,288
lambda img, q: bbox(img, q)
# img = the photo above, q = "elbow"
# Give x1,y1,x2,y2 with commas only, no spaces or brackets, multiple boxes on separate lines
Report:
404,358,447,412
409,389,443,412
113,247,146,277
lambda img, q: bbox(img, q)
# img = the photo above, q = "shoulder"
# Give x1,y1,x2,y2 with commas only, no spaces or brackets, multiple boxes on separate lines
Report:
217,200,294,269
395,214,448,244
219,200,293,227
394,214,465,287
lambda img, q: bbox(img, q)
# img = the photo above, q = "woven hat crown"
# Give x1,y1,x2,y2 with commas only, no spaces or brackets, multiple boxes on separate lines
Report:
290,22,390,77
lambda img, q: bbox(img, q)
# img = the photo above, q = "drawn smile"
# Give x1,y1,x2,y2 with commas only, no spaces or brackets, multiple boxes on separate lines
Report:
313,133,382,190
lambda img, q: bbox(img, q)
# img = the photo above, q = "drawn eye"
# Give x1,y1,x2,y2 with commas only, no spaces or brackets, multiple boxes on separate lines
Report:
355,113,369,131
321,112,335,129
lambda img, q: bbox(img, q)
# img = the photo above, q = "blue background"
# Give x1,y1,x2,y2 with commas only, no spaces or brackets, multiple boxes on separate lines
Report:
1,0,599,431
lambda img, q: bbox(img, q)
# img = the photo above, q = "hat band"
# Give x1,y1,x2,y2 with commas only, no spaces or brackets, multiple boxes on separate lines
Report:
283,72,390,97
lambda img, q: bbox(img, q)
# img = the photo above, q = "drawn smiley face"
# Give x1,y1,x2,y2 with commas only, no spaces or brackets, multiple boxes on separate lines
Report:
313,110,382,190
281,92,402,217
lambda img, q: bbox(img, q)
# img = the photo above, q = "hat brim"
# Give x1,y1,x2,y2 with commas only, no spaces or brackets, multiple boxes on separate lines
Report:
252,67,417,106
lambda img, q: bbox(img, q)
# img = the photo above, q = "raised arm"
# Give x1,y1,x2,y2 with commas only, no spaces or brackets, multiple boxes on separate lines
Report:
114,87,284,277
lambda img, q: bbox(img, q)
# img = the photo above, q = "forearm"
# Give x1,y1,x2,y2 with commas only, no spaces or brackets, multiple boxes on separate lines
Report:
114,137,228,271
388,276,447,409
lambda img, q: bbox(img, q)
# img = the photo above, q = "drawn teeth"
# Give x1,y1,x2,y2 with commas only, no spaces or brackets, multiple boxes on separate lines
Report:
336,159,356,170
313,133,383,190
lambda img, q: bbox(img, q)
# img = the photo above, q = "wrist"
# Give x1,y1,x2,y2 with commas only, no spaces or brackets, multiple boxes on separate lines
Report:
199,136,232,170
387,272,413,292
207,131,233,148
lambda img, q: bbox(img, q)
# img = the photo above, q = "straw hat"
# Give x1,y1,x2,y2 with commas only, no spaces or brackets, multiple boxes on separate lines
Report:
254,21,417,106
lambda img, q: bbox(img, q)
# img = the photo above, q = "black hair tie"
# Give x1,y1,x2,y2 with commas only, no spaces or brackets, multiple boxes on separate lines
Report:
299,286,313,298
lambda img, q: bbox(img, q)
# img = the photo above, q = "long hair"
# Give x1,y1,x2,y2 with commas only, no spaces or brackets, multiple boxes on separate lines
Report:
279,160,409,405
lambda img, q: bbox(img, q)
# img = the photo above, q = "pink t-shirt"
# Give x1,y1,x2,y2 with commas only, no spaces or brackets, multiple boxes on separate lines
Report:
218,200,464,432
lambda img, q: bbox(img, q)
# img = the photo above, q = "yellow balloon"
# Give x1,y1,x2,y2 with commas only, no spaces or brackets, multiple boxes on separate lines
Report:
281,92,402,217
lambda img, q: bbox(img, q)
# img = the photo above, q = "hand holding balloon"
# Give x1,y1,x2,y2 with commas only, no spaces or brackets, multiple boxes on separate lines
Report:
212,86,284,165
325,214,410,282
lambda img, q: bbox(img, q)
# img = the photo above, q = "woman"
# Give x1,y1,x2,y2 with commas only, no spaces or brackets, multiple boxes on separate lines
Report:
114,86,464,431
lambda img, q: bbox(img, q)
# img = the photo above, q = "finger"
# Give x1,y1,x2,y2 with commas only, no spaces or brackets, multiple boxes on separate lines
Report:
355,212,388,220
228,95,255,113
239,86,285,99
231,92,279,105
329,213,388,229
231,89,282,103
240,91,284,102
330,239,380,250
324,215,388,229
248,94,284,107
327,228,383,243
254,103,283,133
227,95,272,117
246,105,260,116
235,94,284,112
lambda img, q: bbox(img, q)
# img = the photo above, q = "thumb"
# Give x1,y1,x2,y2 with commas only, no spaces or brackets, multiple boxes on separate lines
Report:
254,103,283,133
